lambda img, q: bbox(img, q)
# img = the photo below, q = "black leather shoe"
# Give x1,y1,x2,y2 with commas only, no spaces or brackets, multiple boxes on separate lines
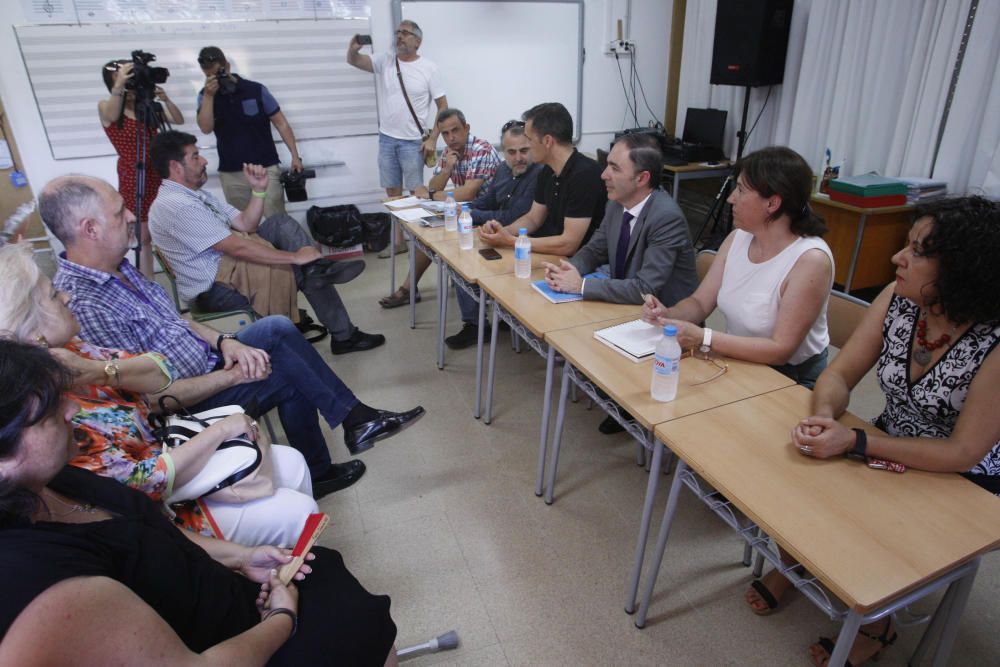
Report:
312,460,366,499
301,258,366,285
598,414,626,435
445,323,490,350
330,328,386,355
344,406,426,455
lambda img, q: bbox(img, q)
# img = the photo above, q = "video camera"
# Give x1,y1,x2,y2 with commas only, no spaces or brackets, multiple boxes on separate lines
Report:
215,68,239,96
280,168,316,202
127,50,169,104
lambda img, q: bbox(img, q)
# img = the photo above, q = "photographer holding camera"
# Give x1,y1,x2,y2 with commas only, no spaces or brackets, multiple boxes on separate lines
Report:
196,46,303,219
99,58,183,278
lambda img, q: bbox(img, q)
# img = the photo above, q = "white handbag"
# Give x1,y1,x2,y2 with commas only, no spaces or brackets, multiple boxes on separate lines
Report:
151,401,275,504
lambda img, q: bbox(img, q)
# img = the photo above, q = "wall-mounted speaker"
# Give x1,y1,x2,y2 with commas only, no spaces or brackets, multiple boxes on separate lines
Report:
710,0,794,87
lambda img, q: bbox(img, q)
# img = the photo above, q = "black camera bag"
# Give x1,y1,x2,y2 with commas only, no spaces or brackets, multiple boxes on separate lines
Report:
360,213,391,252
307,205,364,248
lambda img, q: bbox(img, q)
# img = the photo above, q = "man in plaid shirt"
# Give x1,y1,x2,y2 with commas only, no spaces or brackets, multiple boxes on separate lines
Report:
380,108,501,308
43,175,425,496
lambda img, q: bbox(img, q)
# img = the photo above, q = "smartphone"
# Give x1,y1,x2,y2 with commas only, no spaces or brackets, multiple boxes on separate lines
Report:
478,248,503,261
356,34,372,45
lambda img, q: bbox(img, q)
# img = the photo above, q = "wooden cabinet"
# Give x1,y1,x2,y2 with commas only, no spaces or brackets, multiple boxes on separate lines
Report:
810,194,913,292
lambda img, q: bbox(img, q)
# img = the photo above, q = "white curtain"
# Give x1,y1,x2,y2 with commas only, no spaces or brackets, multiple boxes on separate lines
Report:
933,0,1000,196
677,0,972,182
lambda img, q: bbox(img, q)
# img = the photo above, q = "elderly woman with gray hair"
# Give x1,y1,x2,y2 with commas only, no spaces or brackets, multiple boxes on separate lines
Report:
0,243,318,547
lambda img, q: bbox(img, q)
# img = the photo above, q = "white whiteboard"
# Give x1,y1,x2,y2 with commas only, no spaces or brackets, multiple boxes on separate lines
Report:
15,19,377,160
395,0,583,144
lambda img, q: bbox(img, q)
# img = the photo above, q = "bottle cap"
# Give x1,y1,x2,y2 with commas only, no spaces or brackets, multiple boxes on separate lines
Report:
462,204,469,211
663,325,677,336
519,227,527,235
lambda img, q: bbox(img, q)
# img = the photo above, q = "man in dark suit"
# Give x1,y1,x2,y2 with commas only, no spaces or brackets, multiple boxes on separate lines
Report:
543,133,698,307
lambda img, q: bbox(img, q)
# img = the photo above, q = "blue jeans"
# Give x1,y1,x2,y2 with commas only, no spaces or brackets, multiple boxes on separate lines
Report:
772,348,829,390
191,316,359,476
456,288,479,325
378,133,424,190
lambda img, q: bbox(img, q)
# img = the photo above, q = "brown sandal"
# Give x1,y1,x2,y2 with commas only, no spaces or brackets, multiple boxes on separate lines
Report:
379,287,420,309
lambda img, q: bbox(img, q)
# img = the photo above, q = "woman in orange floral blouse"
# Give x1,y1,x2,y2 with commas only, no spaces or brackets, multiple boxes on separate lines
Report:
0,244,317,546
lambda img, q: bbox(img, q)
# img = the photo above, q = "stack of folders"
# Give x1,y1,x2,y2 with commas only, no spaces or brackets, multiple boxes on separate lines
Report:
898,177,948,204
593,319,662,362
828,173,908,208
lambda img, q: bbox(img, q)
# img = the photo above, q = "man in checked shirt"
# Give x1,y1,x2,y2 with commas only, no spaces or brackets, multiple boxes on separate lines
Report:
378,107,501,309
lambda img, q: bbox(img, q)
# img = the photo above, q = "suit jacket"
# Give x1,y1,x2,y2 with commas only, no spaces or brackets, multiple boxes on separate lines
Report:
568,188,698,306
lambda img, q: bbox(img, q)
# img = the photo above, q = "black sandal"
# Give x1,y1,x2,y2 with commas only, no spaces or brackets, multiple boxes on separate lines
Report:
747,579,779,616
815,618,896,667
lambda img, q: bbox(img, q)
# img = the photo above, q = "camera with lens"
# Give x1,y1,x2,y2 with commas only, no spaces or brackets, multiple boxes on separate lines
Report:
280,168,316,202
127,50,169,104
215,68,239,96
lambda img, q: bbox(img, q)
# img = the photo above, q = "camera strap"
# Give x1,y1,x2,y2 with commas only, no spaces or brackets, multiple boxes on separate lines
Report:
395,57,429,140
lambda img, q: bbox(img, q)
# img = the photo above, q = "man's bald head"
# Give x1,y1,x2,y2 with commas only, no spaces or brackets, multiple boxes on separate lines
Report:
38,175,113,246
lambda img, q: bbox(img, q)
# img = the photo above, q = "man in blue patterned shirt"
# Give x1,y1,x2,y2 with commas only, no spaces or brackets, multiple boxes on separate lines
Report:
43,175,425,495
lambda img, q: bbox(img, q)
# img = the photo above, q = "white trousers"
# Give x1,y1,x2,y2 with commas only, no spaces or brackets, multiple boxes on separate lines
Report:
203,445,318,547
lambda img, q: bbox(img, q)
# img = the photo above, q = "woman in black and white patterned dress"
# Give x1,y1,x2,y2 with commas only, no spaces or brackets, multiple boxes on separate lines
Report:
793,195,1000,666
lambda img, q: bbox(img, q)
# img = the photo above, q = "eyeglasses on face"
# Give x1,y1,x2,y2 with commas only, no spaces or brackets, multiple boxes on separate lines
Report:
197,56,219,66
395,29,418,38
501,120,525,134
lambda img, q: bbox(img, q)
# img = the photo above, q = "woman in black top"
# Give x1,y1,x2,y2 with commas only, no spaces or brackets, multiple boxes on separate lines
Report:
0,340,397,666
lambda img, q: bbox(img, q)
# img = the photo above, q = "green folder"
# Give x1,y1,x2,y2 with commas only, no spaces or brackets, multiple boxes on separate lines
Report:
829,172,907,196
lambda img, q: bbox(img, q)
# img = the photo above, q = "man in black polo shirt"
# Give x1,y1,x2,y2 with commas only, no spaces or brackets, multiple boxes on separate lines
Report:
196,46,303,219
479,102,606,256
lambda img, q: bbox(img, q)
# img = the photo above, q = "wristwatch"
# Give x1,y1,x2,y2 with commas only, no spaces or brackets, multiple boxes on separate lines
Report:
846,428,868,462
700,327,713,356
216,333,238,351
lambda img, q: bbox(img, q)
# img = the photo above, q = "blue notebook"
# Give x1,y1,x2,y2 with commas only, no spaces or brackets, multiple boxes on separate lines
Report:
531,272,606,304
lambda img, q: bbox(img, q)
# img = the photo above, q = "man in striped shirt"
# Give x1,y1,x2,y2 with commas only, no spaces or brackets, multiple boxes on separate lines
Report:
148,130,384,355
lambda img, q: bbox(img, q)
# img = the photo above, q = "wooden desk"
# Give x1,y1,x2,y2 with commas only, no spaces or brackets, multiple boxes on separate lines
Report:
662,161,731,200
544,317,793,614
639,385,1000,665
811,194,914,292
477,270,637,493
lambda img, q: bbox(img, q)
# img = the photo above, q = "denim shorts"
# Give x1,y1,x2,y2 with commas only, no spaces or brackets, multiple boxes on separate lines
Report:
378,133,425,190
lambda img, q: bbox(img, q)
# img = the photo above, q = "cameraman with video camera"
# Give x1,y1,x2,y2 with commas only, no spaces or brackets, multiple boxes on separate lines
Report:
99,56,183,278
195,46,303,219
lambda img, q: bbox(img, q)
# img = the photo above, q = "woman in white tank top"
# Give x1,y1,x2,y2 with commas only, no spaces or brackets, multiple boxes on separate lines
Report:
643,146,833,387
645,146,836,638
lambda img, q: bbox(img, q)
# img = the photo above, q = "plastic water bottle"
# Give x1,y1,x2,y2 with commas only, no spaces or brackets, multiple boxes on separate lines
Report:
444,191,457,232
458,204,474,250
651,325,681,402
515,228,532,278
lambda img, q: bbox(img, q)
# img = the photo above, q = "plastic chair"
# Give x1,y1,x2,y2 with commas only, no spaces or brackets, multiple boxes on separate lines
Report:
827,289,870,349
695,248,717,282
153,247,257,326
152,247,278,442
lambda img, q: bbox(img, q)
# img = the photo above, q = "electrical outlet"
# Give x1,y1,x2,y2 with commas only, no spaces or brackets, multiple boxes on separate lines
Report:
606,39,635,56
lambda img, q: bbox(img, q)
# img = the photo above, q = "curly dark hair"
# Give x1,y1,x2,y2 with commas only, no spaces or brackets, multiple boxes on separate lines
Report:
914,195,1000,325
0,340,74,526
734,146,826,237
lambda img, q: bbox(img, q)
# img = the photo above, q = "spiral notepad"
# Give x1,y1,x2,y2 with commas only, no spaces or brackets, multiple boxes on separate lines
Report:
593,319,661,362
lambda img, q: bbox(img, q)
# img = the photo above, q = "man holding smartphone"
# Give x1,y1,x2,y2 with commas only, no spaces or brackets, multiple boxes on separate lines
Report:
347,21,448,257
